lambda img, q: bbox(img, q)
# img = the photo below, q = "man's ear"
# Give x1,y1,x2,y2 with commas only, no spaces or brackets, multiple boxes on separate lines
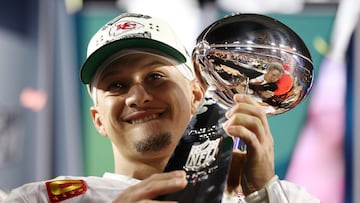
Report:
190,79,204,114
90,106,108,137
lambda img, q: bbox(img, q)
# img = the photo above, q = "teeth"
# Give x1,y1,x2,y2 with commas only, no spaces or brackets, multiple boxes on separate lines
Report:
131,114,158,124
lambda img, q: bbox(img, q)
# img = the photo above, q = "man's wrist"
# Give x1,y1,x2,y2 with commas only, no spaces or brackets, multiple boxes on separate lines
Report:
242,173,276,195
244,175,279,202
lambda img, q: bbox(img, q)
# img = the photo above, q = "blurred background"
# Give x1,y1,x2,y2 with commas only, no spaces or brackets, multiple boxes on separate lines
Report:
0,0,359,202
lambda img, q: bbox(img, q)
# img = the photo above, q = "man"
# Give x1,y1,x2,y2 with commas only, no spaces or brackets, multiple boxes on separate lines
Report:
4,13,319,203
248,62,285,99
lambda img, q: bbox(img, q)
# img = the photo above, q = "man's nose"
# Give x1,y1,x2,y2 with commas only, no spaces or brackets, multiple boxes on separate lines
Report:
125,84,153,108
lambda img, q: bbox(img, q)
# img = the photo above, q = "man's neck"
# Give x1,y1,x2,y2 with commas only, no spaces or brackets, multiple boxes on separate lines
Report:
113,154,169,180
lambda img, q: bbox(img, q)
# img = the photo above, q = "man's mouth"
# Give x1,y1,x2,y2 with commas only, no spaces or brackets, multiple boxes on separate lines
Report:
129,114,160,124
123,109,165,124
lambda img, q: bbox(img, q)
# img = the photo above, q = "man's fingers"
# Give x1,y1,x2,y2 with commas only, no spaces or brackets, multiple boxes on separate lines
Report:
227,94,272,139
113,171,187,203
137,171,187,197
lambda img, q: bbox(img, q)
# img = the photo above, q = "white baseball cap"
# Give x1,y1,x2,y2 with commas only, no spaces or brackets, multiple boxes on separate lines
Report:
80,13,194,84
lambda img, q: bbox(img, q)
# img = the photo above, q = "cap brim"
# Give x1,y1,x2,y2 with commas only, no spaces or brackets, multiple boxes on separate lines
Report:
80,38,186,84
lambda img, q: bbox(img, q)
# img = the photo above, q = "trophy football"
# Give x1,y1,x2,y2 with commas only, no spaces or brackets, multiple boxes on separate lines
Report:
158,13,314,202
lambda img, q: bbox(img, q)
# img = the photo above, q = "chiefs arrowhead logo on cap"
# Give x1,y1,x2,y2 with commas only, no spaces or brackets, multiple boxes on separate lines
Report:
46,180,87,203
109,21,144,36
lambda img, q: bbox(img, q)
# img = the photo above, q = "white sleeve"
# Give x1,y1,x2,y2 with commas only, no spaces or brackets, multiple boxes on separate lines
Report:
3,182,48,203
244,176,321,203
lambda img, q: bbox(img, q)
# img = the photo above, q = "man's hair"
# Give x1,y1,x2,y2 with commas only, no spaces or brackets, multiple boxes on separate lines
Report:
267,62,285,74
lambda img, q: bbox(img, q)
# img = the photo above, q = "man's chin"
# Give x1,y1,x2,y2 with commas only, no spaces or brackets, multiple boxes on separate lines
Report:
134,132,172,153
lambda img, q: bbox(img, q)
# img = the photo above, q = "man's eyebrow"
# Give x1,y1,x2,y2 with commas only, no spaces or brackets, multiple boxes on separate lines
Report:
98,68,126,82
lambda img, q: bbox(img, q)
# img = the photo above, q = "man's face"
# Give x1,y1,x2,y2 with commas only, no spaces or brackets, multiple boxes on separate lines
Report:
90,53,199,161
264,69,283,83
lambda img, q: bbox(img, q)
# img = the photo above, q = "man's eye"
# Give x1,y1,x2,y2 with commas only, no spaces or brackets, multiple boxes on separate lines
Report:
107,82,124,91
149,72,164,80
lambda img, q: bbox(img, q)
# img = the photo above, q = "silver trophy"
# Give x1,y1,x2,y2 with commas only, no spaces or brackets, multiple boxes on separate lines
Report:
193,13,314,116
192,13,314,202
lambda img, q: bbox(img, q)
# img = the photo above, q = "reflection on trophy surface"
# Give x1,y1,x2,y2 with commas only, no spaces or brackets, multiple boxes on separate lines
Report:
193,13,314,116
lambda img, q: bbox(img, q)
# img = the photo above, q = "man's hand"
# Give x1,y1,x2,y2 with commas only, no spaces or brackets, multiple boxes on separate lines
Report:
113,170,187,203
222,94,275,195
260,90,275,98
